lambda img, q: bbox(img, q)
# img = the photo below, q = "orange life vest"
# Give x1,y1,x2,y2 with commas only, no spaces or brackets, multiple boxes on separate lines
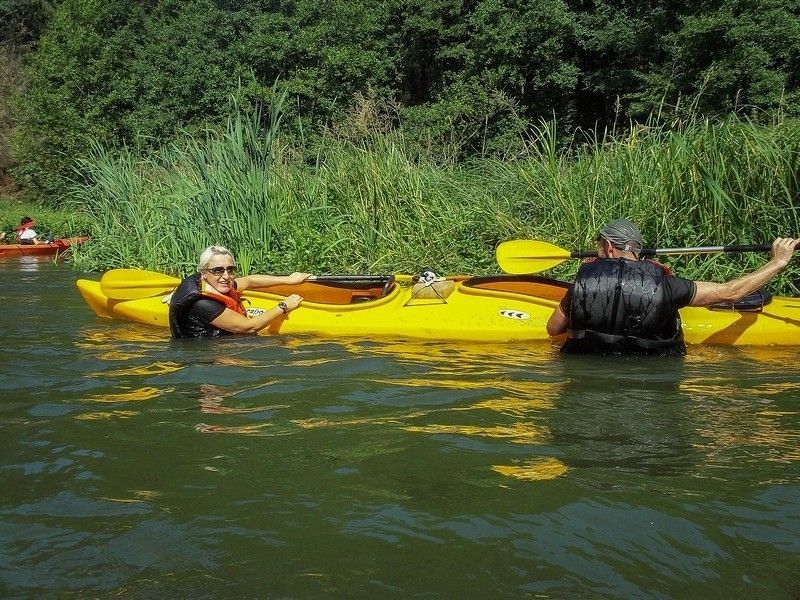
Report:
199,279,246,316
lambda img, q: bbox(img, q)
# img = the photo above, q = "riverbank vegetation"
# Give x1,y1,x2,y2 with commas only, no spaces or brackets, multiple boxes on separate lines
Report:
68,101,800,293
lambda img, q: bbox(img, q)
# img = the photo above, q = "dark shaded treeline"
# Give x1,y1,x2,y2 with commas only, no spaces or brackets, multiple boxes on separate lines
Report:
3,0,799,199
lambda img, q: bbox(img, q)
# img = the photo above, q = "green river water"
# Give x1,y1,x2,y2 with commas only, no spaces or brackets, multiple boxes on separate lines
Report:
1,258,799,598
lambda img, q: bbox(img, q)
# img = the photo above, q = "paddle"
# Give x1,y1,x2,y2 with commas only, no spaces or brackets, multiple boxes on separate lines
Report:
99,268,399,300
100,269,180,300
496,239,773,274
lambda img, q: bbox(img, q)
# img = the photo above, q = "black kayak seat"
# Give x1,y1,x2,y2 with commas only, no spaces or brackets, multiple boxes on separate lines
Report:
708,289,772,312
345,275,396,302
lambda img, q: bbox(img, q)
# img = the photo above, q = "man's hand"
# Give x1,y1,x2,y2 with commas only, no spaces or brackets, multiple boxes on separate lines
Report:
769,237,800,269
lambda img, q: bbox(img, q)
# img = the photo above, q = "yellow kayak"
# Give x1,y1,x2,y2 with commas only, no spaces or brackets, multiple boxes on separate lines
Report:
76,272,800,345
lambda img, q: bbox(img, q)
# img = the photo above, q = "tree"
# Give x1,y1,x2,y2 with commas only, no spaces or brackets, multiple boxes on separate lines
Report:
630,0,800,120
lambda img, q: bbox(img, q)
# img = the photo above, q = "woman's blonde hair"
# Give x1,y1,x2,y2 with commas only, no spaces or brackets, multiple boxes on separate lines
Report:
198,245,234,271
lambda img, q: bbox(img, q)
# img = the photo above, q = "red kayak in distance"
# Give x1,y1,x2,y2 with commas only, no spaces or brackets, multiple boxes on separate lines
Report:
0,236,89,257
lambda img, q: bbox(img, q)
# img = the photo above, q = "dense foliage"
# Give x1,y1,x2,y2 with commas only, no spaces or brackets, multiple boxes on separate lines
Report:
9,0,800,197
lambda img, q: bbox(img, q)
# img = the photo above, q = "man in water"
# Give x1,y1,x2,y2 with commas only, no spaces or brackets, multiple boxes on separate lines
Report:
546,219,799,355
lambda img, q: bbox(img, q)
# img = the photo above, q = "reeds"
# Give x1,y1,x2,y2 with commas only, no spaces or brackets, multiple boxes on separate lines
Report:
67,103,800,293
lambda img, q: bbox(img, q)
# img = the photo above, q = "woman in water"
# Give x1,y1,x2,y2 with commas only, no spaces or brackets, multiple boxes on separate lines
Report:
169,245,311,339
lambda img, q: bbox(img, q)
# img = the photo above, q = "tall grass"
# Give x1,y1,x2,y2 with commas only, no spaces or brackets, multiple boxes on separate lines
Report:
502,118,800,285
68,102,800,293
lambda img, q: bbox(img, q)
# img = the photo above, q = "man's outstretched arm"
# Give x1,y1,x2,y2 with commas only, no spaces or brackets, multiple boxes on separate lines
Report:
690,238,799,307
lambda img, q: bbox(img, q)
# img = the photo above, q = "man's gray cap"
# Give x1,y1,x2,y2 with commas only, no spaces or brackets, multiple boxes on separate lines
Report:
598,218,643,254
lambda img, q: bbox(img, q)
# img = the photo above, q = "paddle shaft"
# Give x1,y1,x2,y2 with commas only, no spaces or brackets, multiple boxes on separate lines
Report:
308,275,390,283
107,274,392,284
99,270,397,301
568,243,772,259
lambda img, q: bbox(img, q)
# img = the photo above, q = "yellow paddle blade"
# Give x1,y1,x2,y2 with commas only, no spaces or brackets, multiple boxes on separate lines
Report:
100,268,180,300
496,240,573,274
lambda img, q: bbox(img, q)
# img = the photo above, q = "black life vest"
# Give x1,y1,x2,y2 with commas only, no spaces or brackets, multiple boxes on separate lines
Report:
168,273,245,339
563,258,686,355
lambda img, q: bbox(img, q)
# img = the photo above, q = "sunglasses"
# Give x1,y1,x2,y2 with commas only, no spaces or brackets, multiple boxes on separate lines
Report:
205,266,238,276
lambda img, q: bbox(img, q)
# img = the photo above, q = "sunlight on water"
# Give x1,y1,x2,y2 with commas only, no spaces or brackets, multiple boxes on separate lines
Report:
98,351,150,361
194,422,275,435
492,457,570,481
75,410,139,421
76,327,167,345
470,393,558,414
402,422,549,443
86,386,172,403
292,410,433,430
105,362,184,377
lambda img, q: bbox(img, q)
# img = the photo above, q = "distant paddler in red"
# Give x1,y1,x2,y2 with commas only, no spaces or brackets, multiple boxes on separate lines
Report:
16,217,41,245
169,245,312,339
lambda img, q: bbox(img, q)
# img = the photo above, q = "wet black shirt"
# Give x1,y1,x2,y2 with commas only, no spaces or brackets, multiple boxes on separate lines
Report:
559,259,696,355
186,298,227,330
169,274,234,339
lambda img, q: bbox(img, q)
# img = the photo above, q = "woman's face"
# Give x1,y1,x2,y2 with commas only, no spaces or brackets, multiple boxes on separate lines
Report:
201,254,237,293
